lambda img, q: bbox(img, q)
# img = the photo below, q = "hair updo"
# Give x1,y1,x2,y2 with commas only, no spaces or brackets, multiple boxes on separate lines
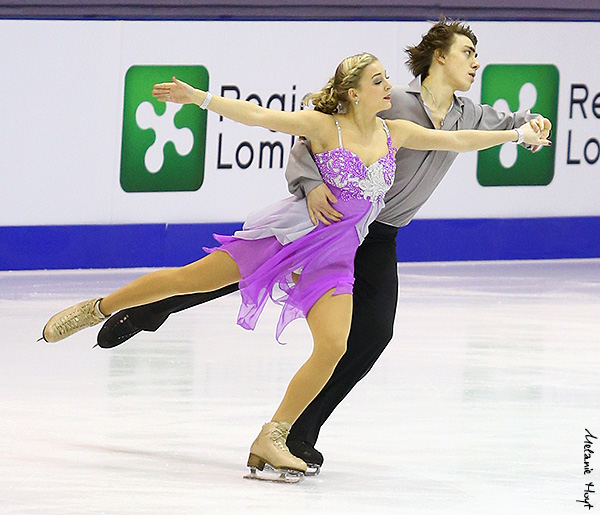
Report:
305,53,379,114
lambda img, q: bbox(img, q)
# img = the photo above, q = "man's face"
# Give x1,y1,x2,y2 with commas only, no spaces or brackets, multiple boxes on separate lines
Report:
442,34,480,92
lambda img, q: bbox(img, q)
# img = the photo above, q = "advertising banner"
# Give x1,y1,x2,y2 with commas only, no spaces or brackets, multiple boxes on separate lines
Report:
1,20,599,226
1,20,599,268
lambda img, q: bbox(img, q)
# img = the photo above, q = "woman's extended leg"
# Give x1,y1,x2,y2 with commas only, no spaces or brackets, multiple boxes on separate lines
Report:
42,251,241,342
247,289,352,476
99,251,241,315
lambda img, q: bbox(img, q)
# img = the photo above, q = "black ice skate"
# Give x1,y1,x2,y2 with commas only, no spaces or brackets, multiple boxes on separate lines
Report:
287,440,324,476
96,311,142,348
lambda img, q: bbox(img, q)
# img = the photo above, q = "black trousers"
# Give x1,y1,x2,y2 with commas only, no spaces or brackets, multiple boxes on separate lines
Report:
125,221,399,445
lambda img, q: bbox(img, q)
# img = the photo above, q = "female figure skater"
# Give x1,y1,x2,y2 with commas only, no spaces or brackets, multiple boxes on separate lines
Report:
41,53,549,482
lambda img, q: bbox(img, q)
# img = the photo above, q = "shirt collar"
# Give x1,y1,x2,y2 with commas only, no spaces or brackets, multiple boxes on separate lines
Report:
407,76,465,110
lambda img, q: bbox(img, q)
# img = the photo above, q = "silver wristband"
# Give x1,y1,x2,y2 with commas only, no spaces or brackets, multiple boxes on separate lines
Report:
199,91,212,110
514,127,524,145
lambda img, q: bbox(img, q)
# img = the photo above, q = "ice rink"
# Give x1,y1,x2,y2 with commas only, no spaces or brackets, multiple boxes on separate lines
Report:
1,259,599,514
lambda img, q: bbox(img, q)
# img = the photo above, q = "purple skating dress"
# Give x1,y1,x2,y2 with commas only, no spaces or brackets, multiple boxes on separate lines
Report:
205,117,396,343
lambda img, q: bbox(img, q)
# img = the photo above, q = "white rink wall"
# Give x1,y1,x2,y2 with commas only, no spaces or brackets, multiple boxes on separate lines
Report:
0,20,599,268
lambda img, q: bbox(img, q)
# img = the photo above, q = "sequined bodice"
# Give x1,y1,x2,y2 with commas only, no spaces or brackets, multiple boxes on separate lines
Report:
313,117,397,204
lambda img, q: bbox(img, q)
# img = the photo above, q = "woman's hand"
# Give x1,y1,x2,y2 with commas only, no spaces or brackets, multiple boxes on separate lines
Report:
152,77,196,104
152,77,328,143
520,119,552,147
306,183,342,226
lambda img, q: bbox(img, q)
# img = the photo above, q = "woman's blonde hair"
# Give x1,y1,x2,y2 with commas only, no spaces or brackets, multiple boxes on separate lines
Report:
305,53,379,114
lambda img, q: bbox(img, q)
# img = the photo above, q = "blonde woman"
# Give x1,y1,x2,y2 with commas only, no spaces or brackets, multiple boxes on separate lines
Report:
41,53,549,482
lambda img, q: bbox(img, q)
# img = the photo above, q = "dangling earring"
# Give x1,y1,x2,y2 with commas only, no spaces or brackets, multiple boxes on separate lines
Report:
354,98,359,105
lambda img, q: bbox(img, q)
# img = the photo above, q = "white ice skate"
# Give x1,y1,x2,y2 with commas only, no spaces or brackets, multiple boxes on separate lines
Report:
244,421,307,483
40,298,106,343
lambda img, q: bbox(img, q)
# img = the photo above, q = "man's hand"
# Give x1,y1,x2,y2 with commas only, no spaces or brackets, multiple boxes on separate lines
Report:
306,183,343,226
530,117,552,153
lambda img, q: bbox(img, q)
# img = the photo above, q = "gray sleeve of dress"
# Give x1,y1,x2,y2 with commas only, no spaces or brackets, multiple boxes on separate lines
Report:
463,96,541,150
285,139,323,198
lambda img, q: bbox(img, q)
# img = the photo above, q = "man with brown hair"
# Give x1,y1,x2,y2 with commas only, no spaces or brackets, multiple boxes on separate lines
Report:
97,18,550,474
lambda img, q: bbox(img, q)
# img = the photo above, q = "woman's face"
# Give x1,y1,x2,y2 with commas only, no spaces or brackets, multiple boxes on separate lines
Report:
351,61,393,112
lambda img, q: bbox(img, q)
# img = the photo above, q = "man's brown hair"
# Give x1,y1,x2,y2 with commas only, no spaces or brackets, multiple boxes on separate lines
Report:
405,16,478,79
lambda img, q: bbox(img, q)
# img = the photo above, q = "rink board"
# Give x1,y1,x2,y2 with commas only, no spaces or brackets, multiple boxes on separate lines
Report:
0,20,598,268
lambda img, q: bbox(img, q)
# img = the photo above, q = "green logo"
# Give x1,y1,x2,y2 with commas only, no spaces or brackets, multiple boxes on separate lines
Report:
120,65,209,192
477,64,559,186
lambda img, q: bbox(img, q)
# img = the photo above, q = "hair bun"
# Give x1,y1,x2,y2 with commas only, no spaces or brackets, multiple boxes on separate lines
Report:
305,53,378,114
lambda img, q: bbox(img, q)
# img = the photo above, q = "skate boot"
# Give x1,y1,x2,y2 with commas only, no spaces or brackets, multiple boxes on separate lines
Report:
41,298,107,343
244,421,307,483
96,311,142,348
287,440,324,476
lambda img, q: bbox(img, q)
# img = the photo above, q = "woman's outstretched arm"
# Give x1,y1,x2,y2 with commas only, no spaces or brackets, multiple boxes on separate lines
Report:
153,77,330,145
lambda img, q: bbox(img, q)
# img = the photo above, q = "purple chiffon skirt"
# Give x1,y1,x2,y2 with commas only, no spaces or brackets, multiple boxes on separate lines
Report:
204,191,375,343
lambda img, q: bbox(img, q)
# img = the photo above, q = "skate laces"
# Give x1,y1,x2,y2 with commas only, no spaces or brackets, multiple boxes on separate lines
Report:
54,302,103,336
270,424,291,452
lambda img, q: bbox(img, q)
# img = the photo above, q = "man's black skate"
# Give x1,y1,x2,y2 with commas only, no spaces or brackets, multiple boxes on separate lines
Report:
96,288,240,349
287,440,324,476
96,311,143,348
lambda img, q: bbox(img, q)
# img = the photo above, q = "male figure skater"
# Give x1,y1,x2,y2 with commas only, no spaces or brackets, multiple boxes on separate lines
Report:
98,18,551,474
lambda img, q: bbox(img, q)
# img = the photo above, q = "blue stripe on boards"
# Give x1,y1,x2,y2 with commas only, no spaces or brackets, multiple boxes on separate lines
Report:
1,217,599,270
395,217,600,262
0,223,243,270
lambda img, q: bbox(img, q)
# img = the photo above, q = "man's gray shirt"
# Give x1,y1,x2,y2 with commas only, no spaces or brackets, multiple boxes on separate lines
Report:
285,76,537,228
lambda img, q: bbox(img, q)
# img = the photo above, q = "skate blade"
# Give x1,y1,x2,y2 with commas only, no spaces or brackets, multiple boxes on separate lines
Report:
244,463,305,484
305,463,321,476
